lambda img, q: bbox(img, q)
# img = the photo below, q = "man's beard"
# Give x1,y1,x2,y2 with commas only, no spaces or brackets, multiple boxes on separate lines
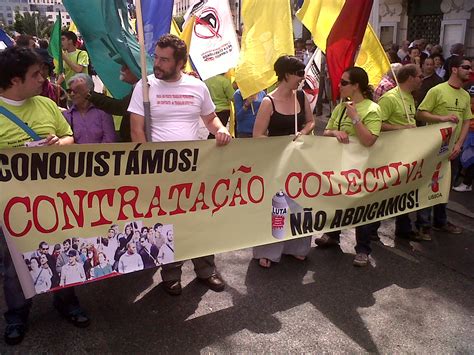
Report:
154,66,178,81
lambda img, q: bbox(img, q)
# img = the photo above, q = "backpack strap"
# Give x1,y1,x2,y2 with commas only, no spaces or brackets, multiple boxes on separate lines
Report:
0,106,42,141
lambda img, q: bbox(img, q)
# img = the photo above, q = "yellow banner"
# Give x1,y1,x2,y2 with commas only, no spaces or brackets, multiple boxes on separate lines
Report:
0,123,455,297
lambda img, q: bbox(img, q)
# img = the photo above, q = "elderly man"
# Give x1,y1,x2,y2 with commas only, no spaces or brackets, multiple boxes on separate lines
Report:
62,73,117,144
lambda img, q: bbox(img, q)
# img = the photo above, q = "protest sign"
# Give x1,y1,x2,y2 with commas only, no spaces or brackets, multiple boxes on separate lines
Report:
0,123,454,297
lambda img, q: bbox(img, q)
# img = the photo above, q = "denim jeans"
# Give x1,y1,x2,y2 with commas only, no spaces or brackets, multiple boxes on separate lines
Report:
326,222,376,255
415,204,447,229
2,235,81,326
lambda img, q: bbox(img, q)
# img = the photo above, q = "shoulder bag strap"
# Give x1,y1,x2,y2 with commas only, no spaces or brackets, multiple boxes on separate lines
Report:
0,106,42,141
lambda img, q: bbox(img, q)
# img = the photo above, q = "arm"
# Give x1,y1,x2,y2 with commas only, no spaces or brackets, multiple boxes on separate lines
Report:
450,119,470,160
345,102,378,147
89,92,132,116
416,110,458,124
62,53,86,74
299,94,315,135
252,98,272,138
202,112,231,146
130,113,147,143
381,123,416,131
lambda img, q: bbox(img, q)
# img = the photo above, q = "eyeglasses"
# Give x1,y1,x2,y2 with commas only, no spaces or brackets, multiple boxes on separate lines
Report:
340,79,351,86
41,248,49,251
459,65,472,70
293,69,305,77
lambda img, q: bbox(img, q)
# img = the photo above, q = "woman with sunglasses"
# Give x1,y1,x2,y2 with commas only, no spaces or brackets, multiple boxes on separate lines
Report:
315,66,382,267
252,55,315,268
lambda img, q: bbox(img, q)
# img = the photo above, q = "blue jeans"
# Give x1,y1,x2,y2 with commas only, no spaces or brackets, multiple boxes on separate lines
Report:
2,236,81,326
415,204,447,229
326,222,376,255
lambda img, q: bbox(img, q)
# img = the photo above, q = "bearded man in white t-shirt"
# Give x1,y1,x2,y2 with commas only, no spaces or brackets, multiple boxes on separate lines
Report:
128,34,231,296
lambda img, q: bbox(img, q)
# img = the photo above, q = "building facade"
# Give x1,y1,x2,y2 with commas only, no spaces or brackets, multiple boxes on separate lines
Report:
378,0,473,56
0,0,70,28
0,0,29,26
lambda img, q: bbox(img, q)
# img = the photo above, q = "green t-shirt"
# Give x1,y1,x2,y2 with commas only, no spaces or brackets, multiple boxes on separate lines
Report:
204,74,235,112
326,99,381,137
418,82,472,140
57,49,89,86
0,96,73,149
379,87,416,126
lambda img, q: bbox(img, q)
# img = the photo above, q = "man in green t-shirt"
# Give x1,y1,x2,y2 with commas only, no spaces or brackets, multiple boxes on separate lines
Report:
415,56,473,238
0,47,90,346
56,31,89,88
379,64,427,240
204,73,235,138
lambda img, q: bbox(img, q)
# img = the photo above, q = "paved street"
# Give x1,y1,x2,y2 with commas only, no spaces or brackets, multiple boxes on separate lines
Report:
1,113,473,353
1,192,473,353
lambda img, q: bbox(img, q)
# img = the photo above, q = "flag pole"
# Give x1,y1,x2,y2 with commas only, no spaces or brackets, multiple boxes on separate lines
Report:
134,0,151,142
294,90,298,135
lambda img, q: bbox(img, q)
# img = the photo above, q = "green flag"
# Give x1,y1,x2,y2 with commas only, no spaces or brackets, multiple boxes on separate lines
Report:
47,13,63,74
62,0,152,99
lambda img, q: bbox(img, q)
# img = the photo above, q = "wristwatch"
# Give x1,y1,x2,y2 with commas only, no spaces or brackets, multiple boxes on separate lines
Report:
351,116,361,125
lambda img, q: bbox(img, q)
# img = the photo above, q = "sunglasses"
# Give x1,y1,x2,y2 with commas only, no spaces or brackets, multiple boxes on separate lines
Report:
459,65,472,70
340,79,351,86
293,69,305,77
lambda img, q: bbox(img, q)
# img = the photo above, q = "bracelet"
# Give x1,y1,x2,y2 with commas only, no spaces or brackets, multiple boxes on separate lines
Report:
351,117,361,125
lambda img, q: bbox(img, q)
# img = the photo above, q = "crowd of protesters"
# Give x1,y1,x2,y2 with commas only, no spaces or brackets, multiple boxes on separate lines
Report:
0,30,472,346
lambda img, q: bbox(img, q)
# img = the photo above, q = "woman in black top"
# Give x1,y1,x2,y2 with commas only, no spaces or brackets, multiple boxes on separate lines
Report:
252,55,315,268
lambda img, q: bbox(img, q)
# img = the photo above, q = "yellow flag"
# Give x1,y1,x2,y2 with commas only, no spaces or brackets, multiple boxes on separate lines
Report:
68,21,78,33
235,0,294,98
296,0,344,53
170,18,181,37
180,15,196,73
296,0,390,86
355,24,391,87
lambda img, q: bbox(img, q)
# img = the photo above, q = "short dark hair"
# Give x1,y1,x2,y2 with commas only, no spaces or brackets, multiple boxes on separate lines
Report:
16,34,33,48
39,241,48,249
0,47,42,90
397,64,419,83
344,66,374,101
63,238,71,245
449,56,467,75
153,223,163,230
429,53,444,63
274,55,305,82
38,39,49,49
156,34,187,67
408,47,420,55
61,30,77,45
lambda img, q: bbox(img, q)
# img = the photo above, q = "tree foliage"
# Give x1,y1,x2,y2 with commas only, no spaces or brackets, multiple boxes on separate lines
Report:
13,10,52,37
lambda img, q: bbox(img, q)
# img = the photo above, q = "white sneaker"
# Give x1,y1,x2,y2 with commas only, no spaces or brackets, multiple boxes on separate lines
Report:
452,183,472,192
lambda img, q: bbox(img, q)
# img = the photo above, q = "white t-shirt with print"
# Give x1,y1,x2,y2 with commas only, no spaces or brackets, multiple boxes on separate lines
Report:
128,73,215,142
